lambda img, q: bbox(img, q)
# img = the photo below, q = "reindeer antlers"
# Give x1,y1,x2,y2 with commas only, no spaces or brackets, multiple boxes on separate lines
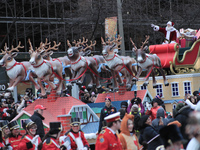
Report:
130,38,138,50
28,39,34,53
10,41,24,53
46,41,61,51
141,35,150,49
0,42,24,55
82,40,96,51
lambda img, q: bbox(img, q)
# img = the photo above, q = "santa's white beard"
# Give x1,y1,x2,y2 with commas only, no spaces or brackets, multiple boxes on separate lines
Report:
166,26,174,31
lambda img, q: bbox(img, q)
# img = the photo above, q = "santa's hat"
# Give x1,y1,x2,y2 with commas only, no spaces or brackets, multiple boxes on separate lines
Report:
167,21,174,26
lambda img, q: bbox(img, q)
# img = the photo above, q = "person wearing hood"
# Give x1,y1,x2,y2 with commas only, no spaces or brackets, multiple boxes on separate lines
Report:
127,97,144,116
138,115,163,150
118,113,140,150
174,102,193,148
152,107,169,132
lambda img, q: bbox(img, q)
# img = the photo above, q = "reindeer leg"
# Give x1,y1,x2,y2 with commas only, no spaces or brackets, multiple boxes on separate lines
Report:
158,67,169,86
135,67,143,79
29,72,40,90
8,79,14,88
43,74,57,91
89,64,101,88
37,78,46,96
75,67,87,85
46,75,54,94
151,69,157,88
55,69,63,95
143,67,152,86
7,79,17,91
77,74,85,85
111,70,118,90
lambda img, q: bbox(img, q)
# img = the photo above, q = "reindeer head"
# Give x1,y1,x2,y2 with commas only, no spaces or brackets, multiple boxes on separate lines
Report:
66,40,83,58
28,39,44,65
40,39,61,61
101,36,121,58
0,42,24,67
130,35,150,63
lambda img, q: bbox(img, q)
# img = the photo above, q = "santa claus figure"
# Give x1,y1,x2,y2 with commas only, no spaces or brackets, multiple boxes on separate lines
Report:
151,21,180,44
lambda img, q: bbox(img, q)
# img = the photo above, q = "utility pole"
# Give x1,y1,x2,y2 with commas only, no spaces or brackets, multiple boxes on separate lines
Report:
117,0,125,56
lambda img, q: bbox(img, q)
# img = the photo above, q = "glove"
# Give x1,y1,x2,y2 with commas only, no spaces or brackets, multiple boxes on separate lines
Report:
31,135,39,145
151,24,155,28
62,136,71,150
5,146,13,150
146,102,151,111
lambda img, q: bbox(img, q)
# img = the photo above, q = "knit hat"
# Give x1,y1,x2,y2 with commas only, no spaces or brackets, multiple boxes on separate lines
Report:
118,108,126,119
121,101,128,108
175,103,185,112
138,115,149,128
159,124,183,148
193,91,199,96
105,95,111,102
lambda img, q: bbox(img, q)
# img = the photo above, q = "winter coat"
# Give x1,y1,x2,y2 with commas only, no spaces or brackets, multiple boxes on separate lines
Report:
152,108,169,132
174,105,193,146
139,124,163,150
30,112,45,139
118,114,140,150
127,103,144,116
98,105,117,133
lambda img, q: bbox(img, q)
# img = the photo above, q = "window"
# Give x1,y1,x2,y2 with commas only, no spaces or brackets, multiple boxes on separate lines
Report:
71,111,87,119
141,85,147,90
183,81,191,94
171,83,179,97
156,84,163,97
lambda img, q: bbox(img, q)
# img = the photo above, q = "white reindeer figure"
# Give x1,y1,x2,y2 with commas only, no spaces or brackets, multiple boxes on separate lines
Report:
28,39,63,96
130,35,169,88
0,42,40,91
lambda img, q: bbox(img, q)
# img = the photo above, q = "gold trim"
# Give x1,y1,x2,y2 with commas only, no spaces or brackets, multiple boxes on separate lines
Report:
10,125,20,130
175,39,200,65
26,121,34,128
70,122,81,126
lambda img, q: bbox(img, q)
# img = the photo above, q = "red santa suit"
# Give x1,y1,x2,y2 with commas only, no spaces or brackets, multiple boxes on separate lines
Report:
5,134,22,150
42,137,60,150
152,21,178,44
18,134,41,150
66,130,89,150
95,128,122,150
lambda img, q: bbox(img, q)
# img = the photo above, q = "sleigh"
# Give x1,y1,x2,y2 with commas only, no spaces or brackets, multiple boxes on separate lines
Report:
149,39,200,74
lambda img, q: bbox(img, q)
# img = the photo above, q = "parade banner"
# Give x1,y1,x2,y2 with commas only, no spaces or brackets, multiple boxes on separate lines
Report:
105,17,118,41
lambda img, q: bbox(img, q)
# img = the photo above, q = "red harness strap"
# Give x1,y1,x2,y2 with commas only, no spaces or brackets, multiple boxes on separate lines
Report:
105,54,116,61
71,56,82,65
6,62,27,76
33,61,45,68
53,58,62,65
93,57,98,66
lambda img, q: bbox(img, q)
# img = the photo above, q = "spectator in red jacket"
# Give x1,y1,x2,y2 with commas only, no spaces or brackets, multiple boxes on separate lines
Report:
145,98,162,121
